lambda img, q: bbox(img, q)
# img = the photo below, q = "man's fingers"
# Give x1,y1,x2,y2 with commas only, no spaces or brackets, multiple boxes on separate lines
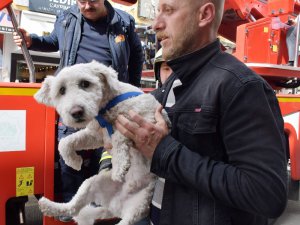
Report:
117,114,139,130
116,113,153,142
128,110,145,125
115,115,136,140
155,105,165,124
13,33,21,41
128,110,154,131
18,27,27,35
114,110,167,159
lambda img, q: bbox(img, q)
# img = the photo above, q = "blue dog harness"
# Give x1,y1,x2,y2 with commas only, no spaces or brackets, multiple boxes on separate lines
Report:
95,91,143,136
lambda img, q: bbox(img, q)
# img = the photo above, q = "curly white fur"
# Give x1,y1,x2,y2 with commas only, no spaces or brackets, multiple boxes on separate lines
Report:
34,61,170,225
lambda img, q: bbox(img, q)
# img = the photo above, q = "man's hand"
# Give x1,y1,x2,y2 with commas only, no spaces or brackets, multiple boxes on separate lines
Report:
13,28,32,48
115,105,169,159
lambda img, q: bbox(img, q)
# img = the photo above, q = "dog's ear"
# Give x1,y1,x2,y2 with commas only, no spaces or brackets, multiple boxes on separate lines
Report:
89,60,120,91
34,76,54,106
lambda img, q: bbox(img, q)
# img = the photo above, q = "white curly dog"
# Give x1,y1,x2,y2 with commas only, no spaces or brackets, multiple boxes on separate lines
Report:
34,61,170,225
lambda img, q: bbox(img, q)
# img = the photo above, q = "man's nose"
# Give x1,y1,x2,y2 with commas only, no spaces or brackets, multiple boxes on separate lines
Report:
152,16,164,31
84,2,92,9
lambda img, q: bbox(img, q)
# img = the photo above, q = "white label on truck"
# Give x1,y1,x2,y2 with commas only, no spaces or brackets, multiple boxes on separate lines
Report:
0,110,26,152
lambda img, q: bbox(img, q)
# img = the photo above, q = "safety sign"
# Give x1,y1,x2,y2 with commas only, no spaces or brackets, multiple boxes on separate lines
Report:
16,167,34,197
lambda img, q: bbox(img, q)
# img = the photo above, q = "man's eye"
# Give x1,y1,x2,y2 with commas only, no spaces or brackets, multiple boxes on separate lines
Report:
59,86,66,95
163,7,173,14
79,80,90,89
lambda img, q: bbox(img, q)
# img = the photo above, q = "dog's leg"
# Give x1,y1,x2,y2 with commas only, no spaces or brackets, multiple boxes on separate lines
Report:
39,174,100,217
116,181,155,225
73,205,113,225
110,131,132,182
59,121,104,171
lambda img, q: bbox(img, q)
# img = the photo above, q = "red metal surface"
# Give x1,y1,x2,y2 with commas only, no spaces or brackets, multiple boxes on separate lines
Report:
0,0,12,10
246,64,300,78
277,95,300,180
233,17,291,65
142,87,155,93
220,0,295,42
220,0,269,42
0,82,57,225
244,63,300,89
224,0,268,20
111,0,137,6
142,70,154,78
223,0,300,83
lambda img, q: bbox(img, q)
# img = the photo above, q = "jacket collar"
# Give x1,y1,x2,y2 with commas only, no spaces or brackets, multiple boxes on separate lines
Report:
167,39,221,84
69,4,81,19
105,0,118,25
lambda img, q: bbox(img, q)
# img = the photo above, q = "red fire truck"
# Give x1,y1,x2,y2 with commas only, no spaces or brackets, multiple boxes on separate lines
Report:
0,0,300,224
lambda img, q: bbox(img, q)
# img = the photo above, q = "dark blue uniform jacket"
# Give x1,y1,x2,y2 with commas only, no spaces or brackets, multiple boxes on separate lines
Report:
29,1,143,87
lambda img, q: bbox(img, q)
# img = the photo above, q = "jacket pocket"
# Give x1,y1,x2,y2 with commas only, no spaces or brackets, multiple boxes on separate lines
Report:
175,109,220,157
177,110,217,133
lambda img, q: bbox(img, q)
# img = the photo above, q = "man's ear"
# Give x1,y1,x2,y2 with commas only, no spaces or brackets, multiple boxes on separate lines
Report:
198,2,215,27
34,76,54,106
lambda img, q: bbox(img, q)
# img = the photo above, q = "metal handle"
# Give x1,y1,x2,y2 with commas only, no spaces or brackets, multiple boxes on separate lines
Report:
7,5,36,82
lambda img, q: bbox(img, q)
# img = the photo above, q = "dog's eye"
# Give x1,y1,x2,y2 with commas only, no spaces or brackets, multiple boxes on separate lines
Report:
59,86,66,95
79,80,90,89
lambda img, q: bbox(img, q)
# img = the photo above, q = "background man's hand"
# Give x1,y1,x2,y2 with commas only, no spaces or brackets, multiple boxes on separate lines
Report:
115,105,169,159
13,28,32,48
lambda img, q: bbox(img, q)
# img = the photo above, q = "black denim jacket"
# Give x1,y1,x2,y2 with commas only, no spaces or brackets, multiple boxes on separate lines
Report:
151,40,287,225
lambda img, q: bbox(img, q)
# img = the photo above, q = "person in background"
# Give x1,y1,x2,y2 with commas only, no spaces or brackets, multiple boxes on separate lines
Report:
13,0,143,222
286,15,299,66
153,48,173,87
0,48,2,81
0,47,2,67
115,0,288,225
152,47,178,109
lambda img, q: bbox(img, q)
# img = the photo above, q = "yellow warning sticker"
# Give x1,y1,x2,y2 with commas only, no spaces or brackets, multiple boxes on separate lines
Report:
16,167,34,197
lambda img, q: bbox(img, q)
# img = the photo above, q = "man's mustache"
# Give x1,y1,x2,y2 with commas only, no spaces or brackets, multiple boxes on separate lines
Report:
156,32,168,41
83,8,96,12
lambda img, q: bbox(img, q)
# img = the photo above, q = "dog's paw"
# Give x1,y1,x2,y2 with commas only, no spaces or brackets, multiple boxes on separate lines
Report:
59,139,83,171
66,157,83,171
111,166,128,182
39,197,75,218
38,197,58,217
111,168,124,182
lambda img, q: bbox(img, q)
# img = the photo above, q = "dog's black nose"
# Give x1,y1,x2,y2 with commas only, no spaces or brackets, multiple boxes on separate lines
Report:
70,106,84,120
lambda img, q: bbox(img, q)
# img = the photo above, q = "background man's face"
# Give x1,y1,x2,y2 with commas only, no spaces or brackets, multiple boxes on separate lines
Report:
77,0,107,21
160,62,172,84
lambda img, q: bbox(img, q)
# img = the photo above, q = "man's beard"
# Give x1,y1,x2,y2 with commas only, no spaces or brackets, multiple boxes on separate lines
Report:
158,17,199,61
